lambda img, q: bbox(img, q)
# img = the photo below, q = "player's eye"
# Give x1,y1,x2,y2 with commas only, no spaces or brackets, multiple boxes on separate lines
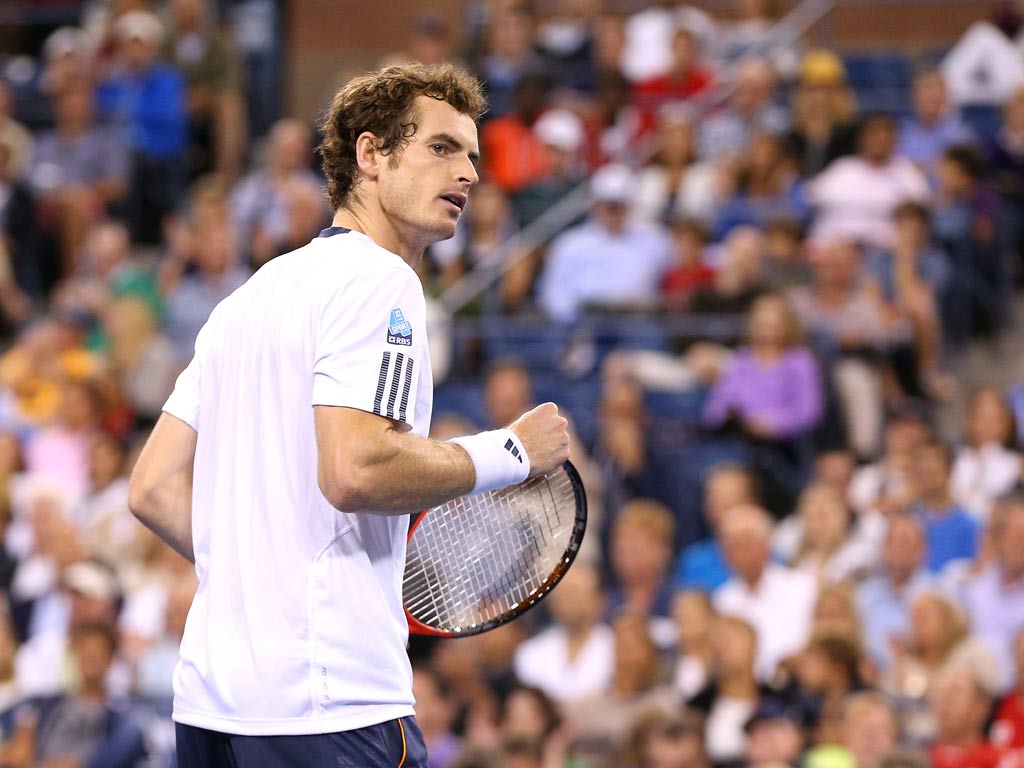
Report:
431,144,447,155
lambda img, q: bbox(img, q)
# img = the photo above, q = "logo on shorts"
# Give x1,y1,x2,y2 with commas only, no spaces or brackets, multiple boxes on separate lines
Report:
387,308,413,346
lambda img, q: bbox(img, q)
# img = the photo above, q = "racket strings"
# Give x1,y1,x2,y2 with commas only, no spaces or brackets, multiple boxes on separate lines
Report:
404,468,579,633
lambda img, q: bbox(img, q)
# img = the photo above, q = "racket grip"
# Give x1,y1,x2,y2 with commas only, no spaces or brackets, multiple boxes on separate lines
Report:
449,429,530,494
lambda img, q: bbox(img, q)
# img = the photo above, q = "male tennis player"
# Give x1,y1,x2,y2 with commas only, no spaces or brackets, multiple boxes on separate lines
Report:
128,63,570,767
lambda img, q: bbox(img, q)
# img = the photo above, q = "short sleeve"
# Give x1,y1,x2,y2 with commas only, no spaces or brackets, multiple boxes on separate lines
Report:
162,320,209,430
163,354,201,430
312,265,426,427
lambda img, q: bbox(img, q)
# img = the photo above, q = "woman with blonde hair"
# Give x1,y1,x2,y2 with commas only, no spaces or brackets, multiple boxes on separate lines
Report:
785,50,858,177
885,590,999,745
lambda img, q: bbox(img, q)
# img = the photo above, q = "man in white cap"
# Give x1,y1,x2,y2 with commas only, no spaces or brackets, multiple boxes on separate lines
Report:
97,10,187,244
538,163,673,322
513,108,588,228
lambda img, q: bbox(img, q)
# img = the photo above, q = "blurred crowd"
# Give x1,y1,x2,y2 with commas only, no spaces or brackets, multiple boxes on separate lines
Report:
0,0,1021,767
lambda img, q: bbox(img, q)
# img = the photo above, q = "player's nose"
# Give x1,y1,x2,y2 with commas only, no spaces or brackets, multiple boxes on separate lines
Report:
458,155,479,187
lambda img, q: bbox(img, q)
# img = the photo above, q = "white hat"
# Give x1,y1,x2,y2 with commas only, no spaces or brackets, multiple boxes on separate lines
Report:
534,109,584,153
43,27,89,62
62,561,121,603
114,10,165,45
589,163,633,204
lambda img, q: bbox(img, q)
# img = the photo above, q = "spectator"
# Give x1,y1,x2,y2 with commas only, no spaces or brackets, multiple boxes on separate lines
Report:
716,132,806,233
810,584,865,651
607,499,676,620
1,622,148,768
24,378,102,502
230,118,321,254
713,505,818,681
475,8,544,120
162,178,249,359
988,86,1024,260
582,69,644,168
950,387,1021,521
483,358,533,430
897,68,974,184
762,218,811,290
0,138,45,301
690,226,766,316
566,611,680,749
512,563,613,703
133,568,197,698
247,173,329,269
426,180,514,297
687,614,766,766
164,0,246,183
0,609,20,712
672,590,714,700
31,78,128,276
702,293,823,441
886,591,999,745
857,514,932,671
627,707,709,768
744,697,808,768
792,634,864,740
633,27,715,119
934,145,1012,344
992,629,1024,750
785,50,859,178
788,238,911,458
661,219,716,310
512,108,588,229
501,685,561,746
96,10,187,245
534,0,597,94
863,201,951,392
41,26,94,96
809,113,930,251
700,59,789,164
780,484,875,584
102,295,180,424
839,692,901,768
537,164,672,322
0,81,33,183
929,665,1005,768
674,463,760,592
15,560,123,697
634,106,719,223
957,496,1024,691
910,440,980,573
412,665,461,768
849,406,931,516
481,72,551,194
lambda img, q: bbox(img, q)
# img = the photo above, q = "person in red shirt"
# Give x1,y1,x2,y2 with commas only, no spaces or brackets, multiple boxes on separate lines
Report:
633,26,714,123
661,218,715,310
930,665,1007,768
481,71,551,193
993,630,1024,750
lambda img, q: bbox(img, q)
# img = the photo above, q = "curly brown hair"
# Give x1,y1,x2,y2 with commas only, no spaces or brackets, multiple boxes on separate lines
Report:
318,63,487,211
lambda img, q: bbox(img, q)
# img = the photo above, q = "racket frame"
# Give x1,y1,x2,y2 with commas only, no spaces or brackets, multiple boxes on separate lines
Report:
404,460,588,637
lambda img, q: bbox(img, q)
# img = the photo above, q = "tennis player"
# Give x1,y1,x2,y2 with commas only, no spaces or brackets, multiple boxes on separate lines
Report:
128,63,570,767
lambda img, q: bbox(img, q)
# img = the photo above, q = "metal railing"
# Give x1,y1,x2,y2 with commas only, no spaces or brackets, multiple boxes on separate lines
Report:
438,0,835,319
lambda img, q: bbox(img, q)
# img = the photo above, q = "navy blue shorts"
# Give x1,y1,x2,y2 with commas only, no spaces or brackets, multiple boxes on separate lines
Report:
175,717,428,768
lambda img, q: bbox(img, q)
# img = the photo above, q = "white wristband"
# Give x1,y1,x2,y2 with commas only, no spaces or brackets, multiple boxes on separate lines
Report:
449,429,531,495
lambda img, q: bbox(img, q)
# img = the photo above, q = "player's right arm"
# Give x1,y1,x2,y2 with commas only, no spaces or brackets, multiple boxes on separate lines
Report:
314,401,569,514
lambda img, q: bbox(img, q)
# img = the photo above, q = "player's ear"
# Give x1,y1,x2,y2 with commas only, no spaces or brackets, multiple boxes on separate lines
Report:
354,131,382,181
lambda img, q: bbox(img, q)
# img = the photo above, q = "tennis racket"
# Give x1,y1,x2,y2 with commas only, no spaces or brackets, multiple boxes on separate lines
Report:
403,460,587,637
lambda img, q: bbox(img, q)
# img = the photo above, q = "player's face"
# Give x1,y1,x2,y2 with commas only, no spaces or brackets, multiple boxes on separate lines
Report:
378,96,479,253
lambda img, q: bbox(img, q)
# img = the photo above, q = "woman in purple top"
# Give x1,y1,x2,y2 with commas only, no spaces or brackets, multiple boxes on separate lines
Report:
702,293,824,439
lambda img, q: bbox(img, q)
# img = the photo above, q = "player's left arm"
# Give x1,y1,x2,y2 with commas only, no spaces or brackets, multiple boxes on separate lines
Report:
128,413,197,563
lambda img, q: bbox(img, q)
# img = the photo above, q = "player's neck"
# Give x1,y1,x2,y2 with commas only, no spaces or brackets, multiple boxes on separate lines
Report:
332,204,424,268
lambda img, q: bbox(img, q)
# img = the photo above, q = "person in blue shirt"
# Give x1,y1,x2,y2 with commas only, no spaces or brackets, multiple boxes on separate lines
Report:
673,463,760,592
910,440,980,572
897,68,975,186
96,10,187,244
857,513,932,671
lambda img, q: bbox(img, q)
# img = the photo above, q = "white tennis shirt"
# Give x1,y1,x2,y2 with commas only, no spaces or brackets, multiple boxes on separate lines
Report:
162,227,432,735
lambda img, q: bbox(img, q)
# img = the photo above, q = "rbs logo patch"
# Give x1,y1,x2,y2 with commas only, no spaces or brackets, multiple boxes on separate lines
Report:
387,308,413,346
